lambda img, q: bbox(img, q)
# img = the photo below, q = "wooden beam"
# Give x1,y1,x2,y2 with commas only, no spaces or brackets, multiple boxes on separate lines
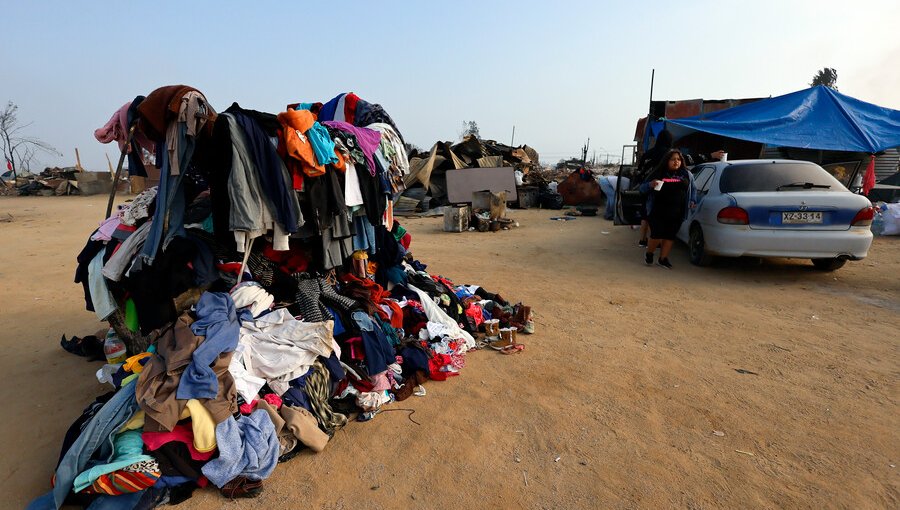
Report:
105,126,135,219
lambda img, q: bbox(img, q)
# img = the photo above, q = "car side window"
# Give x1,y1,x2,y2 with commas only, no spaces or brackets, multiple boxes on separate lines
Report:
694,166,716,193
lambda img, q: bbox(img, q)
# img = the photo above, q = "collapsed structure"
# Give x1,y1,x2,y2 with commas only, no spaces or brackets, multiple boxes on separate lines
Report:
6,167,116,196
29,87,533,509
400,135,541,210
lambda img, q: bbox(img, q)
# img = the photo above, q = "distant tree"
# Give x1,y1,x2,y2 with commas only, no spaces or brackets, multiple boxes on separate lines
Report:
810,68,838,90
404,141,423,156
0,101,60,183
459,120,481,140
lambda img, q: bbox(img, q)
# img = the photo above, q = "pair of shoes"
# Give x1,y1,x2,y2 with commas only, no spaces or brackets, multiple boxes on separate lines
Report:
638,239,648,247
657,258,673,269
644,252,653,266
500,343,525,355
482,319,501,339
489,327,518,350
512,304,532,329
220,476,263,499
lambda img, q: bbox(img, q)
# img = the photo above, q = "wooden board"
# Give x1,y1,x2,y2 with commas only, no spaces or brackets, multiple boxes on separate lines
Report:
446,167,518,204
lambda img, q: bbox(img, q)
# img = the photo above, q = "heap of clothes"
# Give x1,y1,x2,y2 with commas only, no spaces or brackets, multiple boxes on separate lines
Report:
30,86,533,510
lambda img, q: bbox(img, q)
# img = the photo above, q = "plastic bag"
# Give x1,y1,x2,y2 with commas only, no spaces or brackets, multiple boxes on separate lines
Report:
881,203,900,236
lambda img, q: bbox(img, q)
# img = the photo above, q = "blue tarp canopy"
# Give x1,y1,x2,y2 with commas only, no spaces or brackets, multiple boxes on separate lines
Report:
665,86,900,154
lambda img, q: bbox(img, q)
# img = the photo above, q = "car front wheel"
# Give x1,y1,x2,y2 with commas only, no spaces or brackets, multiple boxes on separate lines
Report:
811,258,847,271
689,225,713,266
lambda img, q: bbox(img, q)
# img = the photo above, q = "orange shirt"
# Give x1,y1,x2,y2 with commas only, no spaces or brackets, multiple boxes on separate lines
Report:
277,109,325,177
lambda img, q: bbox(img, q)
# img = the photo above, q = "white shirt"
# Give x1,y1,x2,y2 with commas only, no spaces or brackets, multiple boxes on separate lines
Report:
236,309,335,395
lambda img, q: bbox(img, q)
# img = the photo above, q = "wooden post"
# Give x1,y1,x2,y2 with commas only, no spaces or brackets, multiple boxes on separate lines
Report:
106,153,114,174
107,307,150,354
75,148,83,171
105,126,135,219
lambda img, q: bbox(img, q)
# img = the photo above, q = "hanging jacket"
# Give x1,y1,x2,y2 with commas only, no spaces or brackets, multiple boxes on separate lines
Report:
230,108,301,234
137,85,213,142
277,109,336,177
221,114,289,251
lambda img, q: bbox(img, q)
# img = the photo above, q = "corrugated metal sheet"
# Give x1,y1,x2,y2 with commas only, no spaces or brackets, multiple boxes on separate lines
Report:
875,148,899,181
760,146,784,159
663,98,765,119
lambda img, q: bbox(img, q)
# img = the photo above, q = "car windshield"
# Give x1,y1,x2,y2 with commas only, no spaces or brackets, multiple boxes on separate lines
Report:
719,163,846,193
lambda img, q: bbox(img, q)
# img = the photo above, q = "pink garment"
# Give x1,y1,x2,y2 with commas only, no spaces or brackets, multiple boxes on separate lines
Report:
141,425,215,461
239,393,285,415
91,215,122,242
263,393,282,409
94,102,131,152
322,121,381,176
94,100,155,159
370,372,391,392
345,336,365,360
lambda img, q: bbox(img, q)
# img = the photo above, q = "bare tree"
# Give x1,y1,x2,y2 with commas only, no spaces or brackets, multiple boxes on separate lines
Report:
0,101,60,184
810,68,838,90
459,120,481,140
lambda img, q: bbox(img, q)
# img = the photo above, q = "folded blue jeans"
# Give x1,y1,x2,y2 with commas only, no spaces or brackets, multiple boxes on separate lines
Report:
28,380,139,509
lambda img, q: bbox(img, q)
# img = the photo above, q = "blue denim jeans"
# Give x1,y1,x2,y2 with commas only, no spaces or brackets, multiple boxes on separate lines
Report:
598,177,616,220
28,380,139,509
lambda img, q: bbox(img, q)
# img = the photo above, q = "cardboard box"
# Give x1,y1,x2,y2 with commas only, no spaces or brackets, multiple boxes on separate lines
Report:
74,172,112,196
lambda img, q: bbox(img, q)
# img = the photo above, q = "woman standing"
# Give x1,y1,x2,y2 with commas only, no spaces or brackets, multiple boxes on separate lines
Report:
639,149,696,269
635,130,673,246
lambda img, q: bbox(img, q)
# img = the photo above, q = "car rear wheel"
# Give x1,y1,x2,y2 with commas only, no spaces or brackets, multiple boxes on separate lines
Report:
689,225,713,266
811,257,847,271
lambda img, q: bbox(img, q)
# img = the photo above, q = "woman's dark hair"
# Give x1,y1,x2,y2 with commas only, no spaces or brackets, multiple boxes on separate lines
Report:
648,149,685,181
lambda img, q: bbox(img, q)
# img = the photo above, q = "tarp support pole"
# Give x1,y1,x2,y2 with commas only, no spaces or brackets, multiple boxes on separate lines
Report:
105,125,136,219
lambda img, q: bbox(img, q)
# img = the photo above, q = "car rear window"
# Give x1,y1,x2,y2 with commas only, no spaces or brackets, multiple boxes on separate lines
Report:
719,163,846,193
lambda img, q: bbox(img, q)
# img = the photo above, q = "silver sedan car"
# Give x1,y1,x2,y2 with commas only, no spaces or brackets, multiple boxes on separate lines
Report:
677,160,874,270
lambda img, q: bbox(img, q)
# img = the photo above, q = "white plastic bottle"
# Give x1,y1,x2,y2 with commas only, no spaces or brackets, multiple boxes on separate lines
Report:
103,328,127,365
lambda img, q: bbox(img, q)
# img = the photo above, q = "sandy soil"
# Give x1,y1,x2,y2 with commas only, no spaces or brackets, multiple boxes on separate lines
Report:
1,195,898,509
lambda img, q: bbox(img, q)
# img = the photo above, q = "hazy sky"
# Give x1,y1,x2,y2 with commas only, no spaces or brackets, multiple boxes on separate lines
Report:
1,0,898,171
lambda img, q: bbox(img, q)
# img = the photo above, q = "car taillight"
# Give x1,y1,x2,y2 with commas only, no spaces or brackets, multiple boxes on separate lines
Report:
851,206,874,227
717,206,749,225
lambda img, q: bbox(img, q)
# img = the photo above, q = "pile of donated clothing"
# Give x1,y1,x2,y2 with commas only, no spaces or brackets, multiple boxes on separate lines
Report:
29,87,533,509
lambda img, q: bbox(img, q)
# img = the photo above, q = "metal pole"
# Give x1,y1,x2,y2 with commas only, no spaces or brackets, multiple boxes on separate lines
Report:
584,138,590,167
510,125,516,146
105,125,135,219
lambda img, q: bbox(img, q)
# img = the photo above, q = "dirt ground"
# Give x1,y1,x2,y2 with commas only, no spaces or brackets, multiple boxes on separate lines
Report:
1,195,897,509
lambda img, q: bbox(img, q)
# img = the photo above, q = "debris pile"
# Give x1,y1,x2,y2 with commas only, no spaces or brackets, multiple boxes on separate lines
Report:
399,136,541,211
4,167,118,196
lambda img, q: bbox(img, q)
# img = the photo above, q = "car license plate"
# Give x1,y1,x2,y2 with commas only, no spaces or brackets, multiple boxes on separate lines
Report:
782,211,823,224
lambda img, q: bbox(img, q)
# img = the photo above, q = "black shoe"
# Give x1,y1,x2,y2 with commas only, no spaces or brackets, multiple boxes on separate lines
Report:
657,258,673,269
644,252,653,265
638,239,648,247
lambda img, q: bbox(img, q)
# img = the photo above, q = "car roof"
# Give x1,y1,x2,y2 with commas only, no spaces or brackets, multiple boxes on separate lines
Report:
706,159,820,168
